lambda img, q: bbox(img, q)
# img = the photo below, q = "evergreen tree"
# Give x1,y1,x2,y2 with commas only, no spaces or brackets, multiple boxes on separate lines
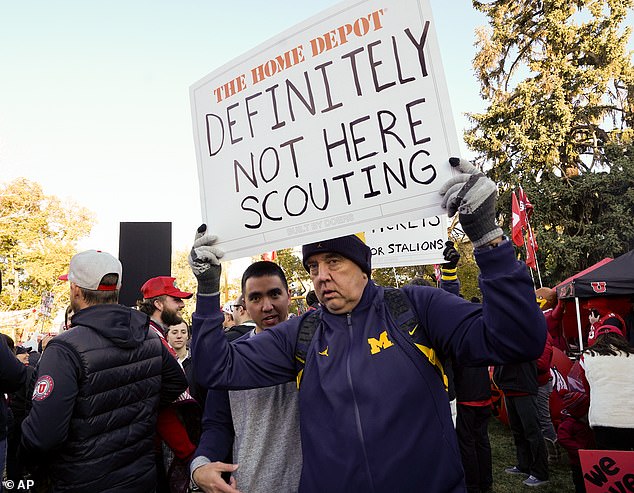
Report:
467,0,634,283
521,144,634,285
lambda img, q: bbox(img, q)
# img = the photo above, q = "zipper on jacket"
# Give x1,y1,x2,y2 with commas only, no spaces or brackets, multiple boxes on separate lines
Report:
346,312,376,493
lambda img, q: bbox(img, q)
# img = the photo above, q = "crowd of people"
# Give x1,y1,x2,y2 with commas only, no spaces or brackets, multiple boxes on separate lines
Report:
0,157,632,493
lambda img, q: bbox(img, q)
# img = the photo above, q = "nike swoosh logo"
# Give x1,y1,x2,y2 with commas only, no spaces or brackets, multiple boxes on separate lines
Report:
408,325,418,336
319,346,329,356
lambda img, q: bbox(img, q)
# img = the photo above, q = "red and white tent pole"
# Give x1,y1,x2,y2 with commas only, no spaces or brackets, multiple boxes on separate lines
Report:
574,296,584,351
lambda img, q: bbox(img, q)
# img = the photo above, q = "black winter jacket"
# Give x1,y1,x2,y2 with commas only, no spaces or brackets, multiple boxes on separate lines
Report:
493,360,538,395
0,335,27,441
21,304,187,492
454,364,492,403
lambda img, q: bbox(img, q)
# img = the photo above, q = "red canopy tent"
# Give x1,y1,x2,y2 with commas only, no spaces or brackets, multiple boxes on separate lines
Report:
555,250,634,349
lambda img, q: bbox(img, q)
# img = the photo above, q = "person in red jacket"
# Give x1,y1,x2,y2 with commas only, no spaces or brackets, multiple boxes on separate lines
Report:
138,276,199,493
536,287,567,354
188,158,548,492
557,390,594,493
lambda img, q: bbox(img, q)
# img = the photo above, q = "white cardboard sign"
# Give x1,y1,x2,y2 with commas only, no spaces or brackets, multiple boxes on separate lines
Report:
365,214,447,268
190,0,459,260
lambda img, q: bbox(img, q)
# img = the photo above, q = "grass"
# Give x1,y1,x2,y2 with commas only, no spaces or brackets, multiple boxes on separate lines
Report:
489,418,575,492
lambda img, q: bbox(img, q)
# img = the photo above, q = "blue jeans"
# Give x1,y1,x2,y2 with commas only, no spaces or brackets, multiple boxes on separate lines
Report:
537,380,557,441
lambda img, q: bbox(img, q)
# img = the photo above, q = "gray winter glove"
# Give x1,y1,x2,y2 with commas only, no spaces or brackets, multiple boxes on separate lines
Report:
187,224,224,295
439,157,503,248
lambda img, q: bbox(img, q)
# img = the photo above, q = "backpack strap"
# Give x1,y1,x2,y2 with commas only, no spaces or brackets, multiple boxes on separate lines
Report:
295,310,320,389
294,288,448,391
383,287,418,334
383,288,448,391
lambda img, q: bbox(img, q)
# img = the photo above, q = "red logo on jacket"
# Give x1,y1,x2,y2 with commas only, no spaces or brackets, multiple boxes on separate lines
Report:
33,375,54,401
591,282,607,293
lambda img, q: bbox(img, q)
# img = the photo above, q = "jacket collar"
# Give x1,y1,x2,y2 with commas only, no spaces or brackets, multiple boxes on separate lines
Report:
321,280,378,318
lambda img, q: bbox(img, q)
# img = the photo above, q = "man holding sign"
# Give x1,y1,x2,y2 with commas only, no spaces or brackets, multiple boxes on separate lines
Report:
188,158,546,492
191,0,464,261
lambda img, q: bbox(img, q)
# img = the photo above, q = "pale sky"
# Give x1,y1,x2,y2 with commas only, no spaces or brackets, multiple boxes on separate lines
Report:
0,0,486,257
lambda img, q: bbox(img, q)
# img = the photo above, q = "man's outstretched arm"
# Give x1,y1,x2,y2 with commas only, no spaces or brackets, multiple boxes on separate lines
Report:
188,226,298,391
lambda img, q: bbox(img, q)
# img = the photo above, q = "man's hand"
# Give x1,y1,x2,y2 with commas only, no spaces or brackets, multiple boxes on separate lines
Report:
188,224,224,295
442,241,460,269
439,158,503,248
192,462,241,493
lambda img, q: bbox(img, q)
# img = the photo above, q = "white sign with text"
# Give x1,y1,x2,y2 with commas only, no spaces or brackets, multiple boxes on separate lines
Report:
191,0,459,260
365,214,447,268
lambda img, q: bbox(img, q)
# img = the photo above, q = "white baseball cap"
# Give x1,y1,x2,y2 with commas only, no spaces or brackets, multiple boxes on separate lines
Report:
59,250,122,291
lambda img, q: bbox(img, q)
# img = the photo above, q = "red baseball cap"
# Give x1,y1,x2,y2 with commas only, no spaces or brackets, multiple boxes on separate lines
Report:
141,276,193,300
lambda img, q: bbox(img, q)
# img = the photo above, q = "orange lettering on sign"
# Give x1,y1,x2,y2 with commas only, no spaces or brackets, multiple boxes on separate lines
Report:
309,8,386,57
213,74,247,103
250,44,306,85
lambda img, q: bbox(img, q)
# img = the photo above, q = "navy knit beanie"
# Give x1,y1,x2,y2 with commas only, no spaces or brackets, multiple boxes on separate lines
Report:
302,234,372,277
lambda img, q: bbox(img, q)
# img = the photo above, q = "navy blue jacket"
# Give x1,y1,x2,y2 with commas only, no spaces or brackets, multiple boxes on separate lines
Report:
439,276,492,404
493,361,539,395
194,332,253,465
192,241,546,492
21,304,187,492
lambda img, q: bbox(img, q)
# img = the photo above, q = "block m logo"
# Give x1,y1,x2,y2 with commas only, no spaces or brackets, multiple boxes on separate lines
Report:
368,331,394,355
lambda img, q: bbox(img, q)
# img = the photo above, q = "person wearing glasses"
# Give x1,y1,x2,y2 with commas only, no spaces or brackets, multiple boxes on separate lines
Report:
225,294,256,342
187,158,547,492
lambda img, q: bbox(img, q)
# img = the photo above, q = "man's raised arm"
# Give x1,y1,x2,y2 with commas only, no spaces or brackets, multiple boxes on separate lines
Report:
188,225,297,391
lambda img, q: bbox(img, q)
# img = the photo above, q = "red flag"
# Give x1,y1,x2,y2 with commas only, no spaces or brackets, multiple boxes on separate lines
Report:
518,187,533,221
433,264,441,282
511,191,524,246
528,228,538,252
261,251,277,262
525,228,538,269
